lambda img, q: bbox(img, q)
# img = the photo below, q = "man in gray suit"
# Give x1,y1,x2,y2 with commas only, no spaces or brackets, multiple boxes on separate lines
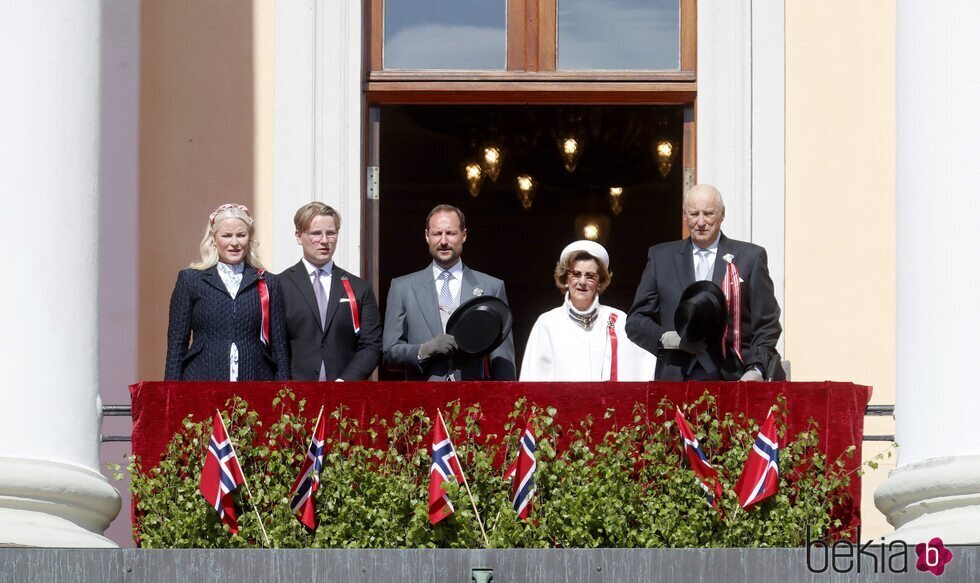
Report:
383,204,517,381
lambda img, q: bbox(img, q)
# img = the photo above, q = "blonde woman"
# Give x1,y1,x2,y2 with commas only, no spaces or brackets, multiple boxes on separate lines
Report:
164,203,289,381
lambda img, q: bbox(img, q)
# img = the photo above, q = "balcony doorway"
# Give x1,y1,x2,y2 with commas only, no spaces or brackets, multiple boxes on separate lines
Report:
376,104,686,375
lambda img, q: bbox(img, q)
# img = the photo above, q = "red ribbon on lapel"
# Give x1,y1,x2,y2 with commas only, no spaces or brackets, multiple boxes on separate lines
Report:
341,278,360,335
607,313,619,382
721,261,743,364
257,269,270,346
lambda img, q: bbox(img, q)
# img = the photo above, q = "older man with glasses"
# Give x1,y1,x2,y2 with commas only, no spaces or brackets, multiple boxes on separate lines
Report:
279,202,382,381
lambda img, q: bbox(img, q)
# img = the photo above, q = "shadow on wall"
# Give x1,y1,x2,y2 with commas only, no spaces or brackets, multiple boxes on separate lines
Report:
99,0,257,548
138,0,256,382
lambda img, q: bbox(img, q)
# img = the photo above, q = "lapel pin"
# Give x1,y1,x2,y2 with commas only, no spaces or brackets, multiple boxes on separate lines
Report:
473,287,484,296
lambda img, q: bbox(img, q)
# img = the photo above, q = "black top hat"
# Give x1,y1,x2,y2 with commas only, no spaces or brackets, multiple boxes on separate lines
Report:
674,281,728,344
446,295,513,357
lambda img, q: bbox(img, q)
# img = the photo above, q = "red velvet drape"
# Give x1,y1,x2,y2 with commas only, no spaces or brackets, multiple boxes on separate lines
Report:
130,381,871,529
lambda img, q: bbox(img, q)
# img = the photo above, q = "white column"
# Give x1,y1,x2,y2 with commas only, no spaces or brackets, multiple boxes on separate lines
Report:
0,2,121,547
699,0,786,355
697,0,752,240
875,0,980,543
274,0,363,275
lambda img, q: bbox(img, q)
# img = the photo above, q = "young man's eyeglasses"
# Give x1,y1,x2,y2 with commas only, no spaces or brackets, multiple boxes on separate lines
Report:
306,230,338,243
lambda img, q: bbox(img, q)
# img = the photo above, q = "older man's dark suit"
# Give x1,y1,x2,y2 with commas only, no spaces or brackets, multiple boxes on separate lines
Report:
280,261,382,381
625,233,782,381
165,265,290,381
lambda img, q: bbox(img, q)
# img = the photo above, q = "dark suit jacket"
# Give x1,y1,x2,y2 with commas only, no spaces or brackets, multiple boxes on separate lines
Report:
165,265,290,381
625,234,782,381
279,261,382,381
382,264,517,381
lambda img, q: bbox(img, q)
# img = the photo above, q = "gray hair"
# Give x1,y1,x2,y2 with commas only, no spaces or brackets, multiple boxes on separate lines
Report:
683,184,725,212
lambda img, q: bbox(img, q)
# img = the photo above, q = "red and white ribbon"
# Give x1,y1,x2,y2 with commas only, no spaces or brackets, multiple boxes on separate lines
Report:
607,313,619,382
340,278,361,335
721,262,743,364
257,269,270,346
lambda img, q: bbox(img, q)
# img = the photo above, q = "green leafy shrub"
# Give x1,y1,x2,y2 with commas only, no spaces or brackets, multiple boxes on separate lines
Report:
129,390,856,548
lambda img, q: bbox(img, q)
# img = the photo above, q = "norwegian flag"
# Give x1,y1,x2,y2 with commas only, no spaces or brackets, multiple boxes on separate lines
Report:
509,419,537,520
429,413,465,525
674,408,723,508
735,411,780,509
289,409,327,530
199,412,246,533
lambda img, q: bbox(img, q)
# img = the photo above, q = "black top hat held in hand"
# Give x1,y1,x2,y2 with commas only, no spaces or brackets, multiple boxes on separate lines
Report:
674,281,728,344
446,295,513,357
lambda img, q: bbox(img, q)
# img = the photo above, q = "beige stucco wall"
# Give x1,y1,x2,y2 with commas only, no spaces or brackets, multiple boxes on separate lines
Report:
785,0,896,540
138,0,257,380
253,0,276,262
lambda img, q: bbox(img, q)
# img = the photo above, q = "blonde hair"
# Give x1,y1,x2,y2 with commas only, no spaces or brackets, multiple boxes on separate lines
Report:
553,251,612,295
293,201,343,233
190,204,266,270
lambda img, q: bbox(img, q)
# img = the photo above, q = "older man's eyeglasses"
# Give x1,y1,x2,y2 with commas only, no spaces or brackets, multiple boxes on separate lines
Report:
306,230,338,243
568,270,599,284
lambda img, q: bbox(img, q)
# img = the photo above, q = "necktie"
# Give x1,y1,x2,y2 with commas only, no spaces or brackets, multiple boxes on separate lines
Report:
312,269,328,328
696,249,711,282
313,269,328,381
440,270,455,314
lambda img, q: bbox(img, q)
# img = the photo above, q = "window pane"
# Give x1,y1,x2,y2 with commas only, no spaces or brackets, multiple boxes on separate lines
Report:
384,0,506,70
558,0,680,70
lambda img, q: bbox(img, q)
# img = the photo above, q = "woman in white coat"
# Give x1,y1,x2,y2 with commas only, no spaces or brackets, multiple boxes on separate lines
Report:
520,240,656,381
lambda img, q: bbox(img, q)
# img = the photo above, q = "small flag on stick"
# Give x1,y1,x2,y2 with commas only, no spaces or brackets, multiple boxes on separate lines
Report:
509,418,537,520
199,412,246,533
674,408,723,508
289,407,326,529
735,411,780,509
428,412,465,525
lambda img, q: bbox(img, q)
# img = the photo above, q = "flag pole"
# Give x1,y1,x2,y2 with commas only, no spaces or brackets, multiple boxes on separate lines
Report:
219,409,272,548
306,406,326,458
438,409,490,548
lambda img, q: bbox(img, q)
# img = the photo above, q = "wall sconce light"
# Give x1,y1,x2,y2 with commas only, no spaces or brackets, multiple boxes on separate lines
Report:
481,145,503,182
655,139,675,177
558,136,582,173
516,173,536,210
463,162,484,197
574,213,611,243
608,186,624,216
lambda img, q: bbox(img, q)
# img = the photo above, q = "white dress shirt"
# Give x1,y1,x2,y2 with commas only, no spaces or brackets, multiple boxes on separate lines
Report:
303,257,334,302
691,237,720,281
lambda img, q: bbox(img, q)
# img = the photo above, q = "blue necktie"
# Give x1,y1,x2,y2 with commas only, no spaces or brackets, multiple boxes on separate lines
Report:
440,270,454,314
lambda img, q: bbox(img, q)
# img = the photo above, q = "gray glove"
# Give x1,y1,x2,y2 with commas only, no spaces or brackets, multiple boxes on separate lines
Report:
660,331,706,355
418,333,457,360
740,368,764,382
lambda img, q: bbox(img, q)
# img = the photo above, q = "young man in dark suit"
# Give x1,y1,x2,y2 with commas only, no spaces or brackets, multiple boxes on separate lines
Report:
279,202,382,381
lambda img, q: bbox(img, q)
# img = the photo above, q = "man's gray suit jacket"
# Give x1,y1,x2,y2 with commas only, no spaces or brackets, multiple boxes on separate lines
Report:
383,264,517,381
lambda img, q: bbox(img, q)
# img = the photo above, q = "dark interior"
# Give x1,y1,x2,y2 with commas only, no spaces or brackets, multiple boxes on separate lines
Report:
378,104,685,376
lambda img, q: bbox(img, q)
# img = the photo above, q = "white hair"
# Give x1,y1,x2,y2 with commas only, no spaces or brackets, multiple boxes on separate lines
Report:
683,184,725,212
